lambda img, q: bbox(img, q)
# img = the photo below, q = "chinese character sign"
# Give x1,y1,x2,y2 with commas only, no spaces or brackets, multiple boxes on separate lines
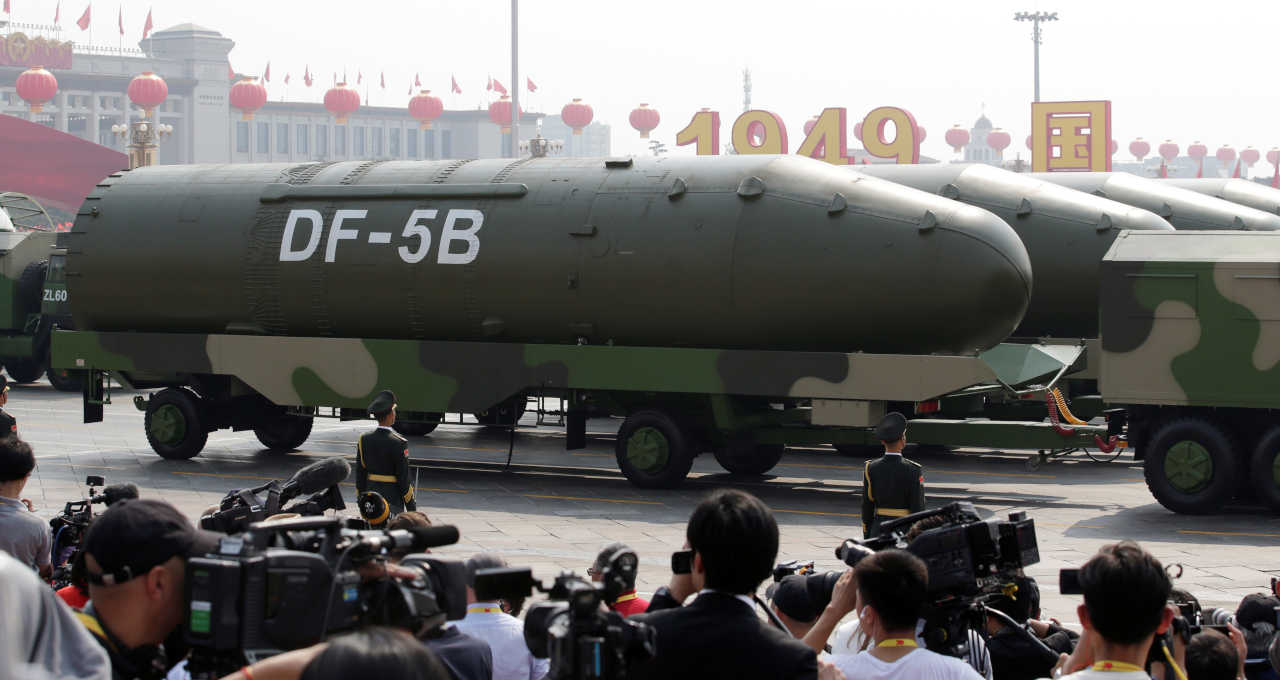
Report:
1030,101,1111,172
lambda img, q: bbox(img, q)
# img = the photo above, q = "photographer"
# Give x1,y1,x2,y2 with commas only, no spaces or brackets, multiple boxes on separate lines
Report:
1235,594,1280,680
0,435,51,578
589,542,649,617
985,576,1077,680
1186,630,1241,680
221,627,452,680
831,549,983,680
631,489,819,679
453,553,548,680
1048,540,1175,680
0,550,111,680
77,499,221,680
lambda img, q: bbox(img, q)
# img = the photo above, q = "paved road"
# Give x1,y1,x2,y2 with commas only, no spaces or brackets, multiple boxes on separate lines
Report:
15,380,1280,622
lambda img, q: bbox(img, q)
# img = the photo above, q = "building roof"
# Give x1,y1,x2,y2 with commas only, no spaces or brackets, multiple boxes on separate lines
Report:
151,23,225,37
973,115,992,130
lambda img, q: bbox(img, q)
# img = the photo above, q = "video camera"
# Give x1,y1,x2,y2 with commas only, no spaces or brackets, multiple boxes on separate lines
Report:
48,475,138,587
200,458,350,533
835,502,1041,660
475,546,656,680
184,515,467,679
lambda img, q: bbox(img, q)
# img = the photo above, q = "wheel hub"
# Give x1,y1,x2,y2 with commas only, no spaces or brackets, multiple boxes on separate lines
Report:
1165,440,1213,493
151,404,187,446
626,426,670,473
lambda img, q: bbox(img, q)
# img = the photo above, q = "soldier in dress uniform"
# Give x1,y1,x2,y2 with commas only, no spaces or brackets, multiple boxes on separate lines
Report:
356,390,416,517
860,412,926,539
0,375,16,436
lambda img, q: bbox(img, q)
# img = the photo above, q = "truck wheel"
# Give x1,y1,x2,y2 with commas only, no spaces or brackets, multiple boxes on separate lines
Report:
16,259,47,318
474,395,527,427
1248,426,1280,512
144,388,208,460
47,368,83,392
616,410,696,488
5,358,45,384
1143,418,1239,514
713,440,785,476
833,444,881,457
394,412,442,437
254,414,314,452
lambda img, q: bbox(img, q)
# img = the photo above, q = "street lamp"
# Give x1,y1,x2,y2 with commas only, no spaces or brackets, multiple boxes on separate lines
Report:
112,120,173,169
1013,11,1058,102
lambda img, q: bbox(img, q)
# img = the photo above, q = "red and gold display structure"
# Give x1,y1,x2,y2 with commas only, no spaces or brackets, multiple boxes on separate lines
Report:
1029,100,1111,172
675,106,922,164
127,72,168,118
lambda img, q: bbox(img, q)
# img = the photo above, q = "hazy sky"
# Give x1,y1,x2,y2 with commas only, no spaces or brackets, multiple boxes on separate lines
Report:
9,0,1277,160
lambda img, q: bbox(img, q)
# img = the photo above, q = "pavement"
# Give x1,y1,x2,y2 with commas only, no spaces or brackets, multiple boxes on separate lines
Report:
14,379,1280,623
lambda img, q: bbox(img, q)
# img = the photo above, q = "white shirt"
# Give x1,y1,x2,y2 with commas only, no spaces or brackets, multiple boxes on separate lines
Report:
696,588,756,609
452,601,548,680
829,618,992,679
835,647,985,680
1050,670,1149,680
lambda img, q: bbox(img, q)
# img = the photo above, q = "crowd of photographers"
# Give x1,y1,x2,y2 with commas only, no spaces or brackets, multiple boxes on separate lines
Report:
4,433,1280,680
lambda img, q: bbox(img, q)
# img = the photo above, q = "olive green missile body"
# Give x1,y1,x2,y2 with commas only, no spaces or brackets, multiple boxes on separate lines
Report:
1164,178,1280,217
1032,172,1280,231
856,163,1172,339
68,155,1032,355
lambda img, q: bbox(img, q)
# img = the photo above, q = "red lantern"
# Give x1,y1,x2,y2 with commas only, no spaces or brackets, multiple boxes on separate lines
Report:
488,95,520,133
1187,142,1207,160
127,71,168,118
916,125,926,143
1130,138,1150,161
853,121,863,142
324,83,360,124
1158,140,1179,161
945,125,969,153
629,103,659,138
16,66,57,113
1241,147,1261,166
1215,145,1236,165
230,76,268,121
409,90,443,130
560,98,593,135
986,129,1011,153
803,116,819,136
1268,148,1280,167
1109,139,1118,156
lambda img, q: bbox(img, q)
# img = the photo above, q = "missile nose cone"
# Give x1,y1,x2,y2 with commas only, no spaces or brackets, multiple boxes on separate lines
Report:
1113,206,1175,232
1242,212,1280,231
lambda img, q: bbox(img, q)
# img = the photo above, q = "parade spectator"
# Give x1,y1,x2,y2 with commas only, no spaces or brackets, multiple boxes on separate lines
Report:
453,553,548,680
0,435,51,578
589,542,650,617
1186,630,1240,680
0,550,110,680
985,576,1076,680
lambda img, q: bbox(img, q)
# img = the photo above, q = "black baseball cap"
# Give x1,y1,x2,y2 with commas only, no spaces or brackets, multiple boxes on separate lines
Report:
767,572,839,623
83,499,220,586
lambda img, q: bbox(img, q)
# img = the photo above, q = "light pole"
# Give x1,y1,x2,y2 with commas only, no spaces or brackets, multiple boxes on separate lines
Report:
510,0,519,159
112,120,173,169
1013,11,1058,102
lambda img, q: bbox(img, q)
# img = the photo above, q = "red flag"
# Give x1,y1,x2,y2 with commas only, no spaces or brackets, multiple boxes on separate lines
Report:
3,0,9,15
284,73,290,85
303,65,312,87
1233,160,1242,178
486,75,492,91
117,5,122,35
491,78,507,95
54,1,60,23
526,76,537,93
414,73,421,87
263,62,270,83
356,70,362,85
380,71,385,89
76,3,90,30
142,7,153,38
451,75,461,94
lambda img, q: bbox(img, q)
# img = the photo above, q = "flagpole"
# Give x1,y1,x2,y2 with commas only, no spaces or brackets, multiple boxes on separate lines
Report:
509,0,519,159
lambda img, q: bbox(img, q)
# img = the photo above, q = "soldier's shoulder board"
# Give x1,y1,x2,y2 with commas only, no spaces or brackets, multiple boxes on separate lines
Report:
388,430,407,443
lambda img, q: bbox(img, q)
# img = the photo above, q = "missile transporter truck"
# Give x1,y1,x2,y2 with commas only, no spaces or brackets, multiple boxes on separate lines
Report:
1032,172,1280,232
55,155,1131,486
1163,178,1280,217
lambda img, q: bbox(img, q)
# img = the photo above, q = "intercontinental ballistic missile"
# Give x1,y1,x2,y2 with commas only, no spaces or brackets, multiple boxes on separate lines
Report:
856,163,1172,339
1164,178,1280,216
1031,172,1280,231
68,155,1033,355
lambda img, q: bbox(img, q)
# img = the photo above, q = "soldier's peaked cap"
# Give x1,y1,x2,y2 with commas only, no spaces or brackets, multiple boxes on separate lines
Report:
368,390,397,417
874,412,907,442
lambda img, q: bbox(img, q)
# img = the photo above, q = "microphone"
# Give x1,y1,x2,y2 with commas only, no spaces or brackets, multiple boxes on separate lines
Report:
360,525,461,553
280,458,351,502
92,483,139,506
281,485,346,516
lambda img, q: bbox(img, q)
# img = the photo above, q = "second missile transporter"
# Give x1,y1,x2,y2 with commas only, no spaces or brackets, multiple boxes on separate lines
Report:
49,155,1280,514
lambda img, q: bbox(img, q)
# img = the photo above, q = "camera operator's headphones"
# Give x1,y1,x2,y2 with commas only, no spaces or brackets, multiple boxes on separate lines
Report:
359,491,390,526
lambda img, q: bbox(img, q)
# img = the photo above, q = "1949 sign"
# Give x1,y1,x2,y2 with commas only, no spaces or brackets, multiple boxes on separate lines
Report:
675,107,921,165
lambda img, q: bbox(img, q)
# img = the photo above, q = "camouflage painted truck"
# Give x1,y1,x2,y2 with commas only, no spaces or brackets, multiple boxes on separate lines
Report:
1099,230,1280,514
50,155,1120,487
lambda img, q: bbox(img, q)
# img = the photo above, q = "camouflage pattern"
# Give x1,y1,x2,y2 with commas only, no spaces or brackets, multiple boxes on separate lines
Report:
1100,230,1280,409
857,163,1173,339
1165,178,1280,217
0,230,69,377
1033,172,1280,231
66,155,1031,356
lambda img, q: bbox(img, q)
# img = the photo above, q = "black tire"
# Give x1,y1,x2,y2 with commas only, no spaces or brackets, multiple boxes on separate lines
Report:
474,394,527,427
16,259,47,319
615,410,696,488
1248,426,1280,512
47,367,83,392
1143,417,1240,514
713,440,785,476
253,414,314,452
833,444,882,457
393,411,442,437
144,388,208,460
5,357,45,384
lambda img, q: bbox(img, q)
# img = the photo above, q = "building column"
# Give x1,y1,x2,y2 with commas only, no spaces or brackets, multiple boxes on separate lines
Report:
55,91,68,133
89,91,101,146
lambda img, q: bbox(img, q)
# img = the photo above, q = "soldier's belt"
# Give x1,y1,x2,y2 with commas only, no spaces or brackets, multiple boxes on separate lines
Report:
876,508,910,517
367,473,397,483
